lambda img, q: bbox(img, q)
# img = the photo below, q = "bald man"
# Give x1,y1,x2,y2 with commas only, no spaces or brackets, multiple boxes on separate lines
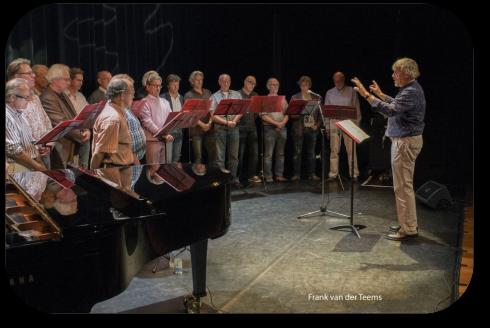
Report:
88,70,112,104
210,74,243,188
32,64,49,96
324,72,361,181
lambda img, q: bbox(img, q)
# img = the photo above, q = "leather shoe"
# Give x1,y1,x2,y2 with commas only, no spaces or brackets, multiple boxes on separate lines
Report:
385,232,418,241
389,225,418,233
275,176,287,182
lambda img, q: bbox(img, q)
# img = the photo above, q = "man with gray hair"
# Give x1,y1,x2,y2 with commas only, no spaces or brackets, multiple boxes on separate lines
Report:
210,74,243,188
161,74,184,165
184,70,214,175
7,58,53,169
91,78,136,169
88,70,112,104
41,64,90,169
352,57,425,241
6,78,47,172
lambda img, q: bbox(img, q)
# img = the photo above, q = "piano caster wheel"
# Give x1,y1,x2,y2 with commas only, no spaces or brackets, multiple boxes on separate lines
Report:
183,295,201,314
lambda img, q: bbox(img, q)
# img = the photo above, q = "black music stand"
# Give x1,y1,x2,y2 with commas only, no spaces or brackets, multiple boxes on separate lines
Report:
249,96,284,190
329,119,370,238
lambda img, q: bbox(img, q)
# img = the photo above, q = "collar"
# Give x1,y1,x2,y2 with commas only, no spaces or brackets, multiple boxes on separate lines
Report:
99,86,107,93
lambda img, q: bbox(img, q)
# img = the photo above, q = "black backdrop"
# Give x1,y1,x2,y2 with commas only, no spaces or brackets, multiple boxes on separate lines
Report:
5,3,473,197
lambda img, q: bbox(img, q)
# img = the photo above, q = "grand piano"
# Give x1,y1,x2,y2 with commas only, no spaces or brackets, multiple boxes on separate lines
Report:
5,163,231,313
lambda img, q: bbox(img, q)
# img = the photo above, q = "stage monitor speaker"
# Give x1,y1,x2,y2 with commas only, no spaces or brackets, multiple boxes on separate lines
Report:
416,180,452,209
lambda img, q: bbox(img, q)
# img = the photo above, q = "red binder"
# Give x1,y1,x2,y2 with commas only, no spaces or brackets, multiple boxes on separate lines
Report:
249,95,284,113
73,100,107,130
213,99,251,116
153,110,209,138
322,105,357,120
182,99,212,112
285,99,319,115
35,120,83,145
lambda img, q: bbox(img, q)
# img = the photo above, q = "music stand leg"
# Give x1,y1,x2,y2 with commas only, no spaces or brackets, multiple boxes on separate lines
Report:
260,123,267,191
329,139,365,238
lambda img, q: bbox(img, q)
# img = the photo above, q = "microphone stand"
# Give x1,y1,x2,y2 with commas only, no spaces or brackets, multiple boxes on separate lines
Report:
297,91,349,220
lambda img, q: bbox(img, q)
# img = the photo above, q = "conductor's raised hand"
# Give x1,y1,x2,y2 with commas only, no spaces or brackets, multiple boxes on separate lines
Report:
351,77,369,97
369,80,382,97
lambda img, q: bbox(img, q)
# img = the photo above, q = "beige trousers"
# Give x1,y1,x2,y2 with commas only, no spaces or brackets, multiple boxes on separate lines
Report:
329,129,359,178
391,135,423,235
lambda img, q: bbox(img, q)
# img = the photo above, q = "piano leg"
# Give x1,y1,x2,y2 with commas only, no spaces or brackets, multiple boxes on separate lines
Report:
190,239,208,298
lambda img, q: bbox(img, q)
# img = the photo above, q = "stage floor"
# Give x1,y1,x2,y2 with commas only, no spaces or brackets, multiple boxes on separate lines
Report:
91,180,463,313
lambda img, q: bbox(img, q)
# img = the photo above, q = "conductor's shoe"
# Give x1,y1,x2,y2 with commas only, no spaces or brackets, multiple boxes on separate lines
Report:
389,225,401,232
385,232,418,241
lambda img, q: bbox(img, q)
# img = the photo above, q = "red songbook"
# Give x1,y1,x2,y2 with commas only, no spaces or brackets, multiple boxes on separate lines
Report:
155,164,196,192
73,100,107,130
131,99,147,117
35,120,83,145
213,99,251,116
322,105,357,120
42,169,75,189
182,99,212,112
153,110,208,138
285,99,319,115
249,96,285,113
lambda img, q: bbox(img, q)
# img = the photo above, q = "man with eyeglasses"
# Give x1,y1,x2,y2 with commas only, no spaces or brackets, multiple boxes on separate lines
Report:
7,58,53,169
41,64,91,169
6,78,47,173
138,70,174,167
88,70,112,104
238,75,261,184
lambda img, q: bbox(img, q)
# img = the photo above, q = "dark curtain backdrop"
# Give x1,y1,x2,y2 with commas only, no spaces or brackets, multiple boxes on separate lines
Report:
5,3,473,196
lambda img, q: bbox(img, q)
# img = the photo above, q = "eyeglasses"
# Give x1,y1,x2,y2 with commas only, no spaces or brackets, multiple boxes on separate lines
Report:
246,80,256,86
149,84,162,88
15,94,30,100
18,71,35,77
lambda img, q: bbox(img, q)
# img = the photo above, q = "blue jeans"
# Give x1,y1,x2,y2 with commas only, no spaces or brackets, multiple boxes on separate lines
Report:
214,124,239,181
264,126,287,179
192,132,216,165
292,128,318,177
238,128,259,179
170,129,183,163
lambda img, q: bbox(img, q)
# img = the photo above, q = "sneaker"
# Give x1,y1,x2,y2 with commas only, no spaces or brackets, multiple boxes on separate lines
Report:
291,175,300,181
248,176,262,183
275,176,287,182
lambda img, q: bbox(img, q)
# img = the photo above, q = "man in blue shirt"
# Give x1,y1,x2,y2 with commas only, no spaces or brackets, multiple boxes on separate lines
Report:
352,58,425,241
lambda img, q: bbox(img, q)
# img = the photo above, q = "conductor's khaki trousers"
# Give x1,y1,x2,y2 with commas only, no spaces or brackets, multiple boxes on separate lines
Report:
391,135,423,235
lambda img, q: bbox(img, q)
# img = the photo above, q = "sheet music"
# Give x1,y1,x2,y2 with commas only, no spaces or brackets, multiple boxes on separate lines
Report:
336,120,370,144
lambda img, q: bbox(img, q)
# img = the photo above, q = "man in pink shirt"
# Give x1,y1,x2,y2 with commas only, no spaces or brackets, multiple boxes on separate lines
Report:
138,70,174,165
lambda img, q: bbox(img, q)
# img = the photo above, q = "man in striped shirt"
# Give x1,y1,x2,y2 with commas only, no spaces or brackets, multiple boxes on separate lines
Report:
5,78,47,172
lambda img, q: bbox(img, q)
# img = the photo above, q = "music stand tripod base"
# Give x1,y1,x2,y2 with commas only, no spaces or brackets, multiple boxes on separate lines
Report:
330,223,366,238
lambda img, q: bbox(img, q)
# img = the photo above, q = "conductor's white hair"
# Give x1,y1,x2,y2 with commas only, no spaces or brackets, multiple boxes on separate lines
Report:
392,58,420,79
45,64,70,83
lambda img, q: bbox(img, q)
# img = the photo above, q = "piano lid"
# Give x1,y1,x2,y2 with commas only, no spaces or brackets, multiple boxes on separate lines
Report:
7,163,231,231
